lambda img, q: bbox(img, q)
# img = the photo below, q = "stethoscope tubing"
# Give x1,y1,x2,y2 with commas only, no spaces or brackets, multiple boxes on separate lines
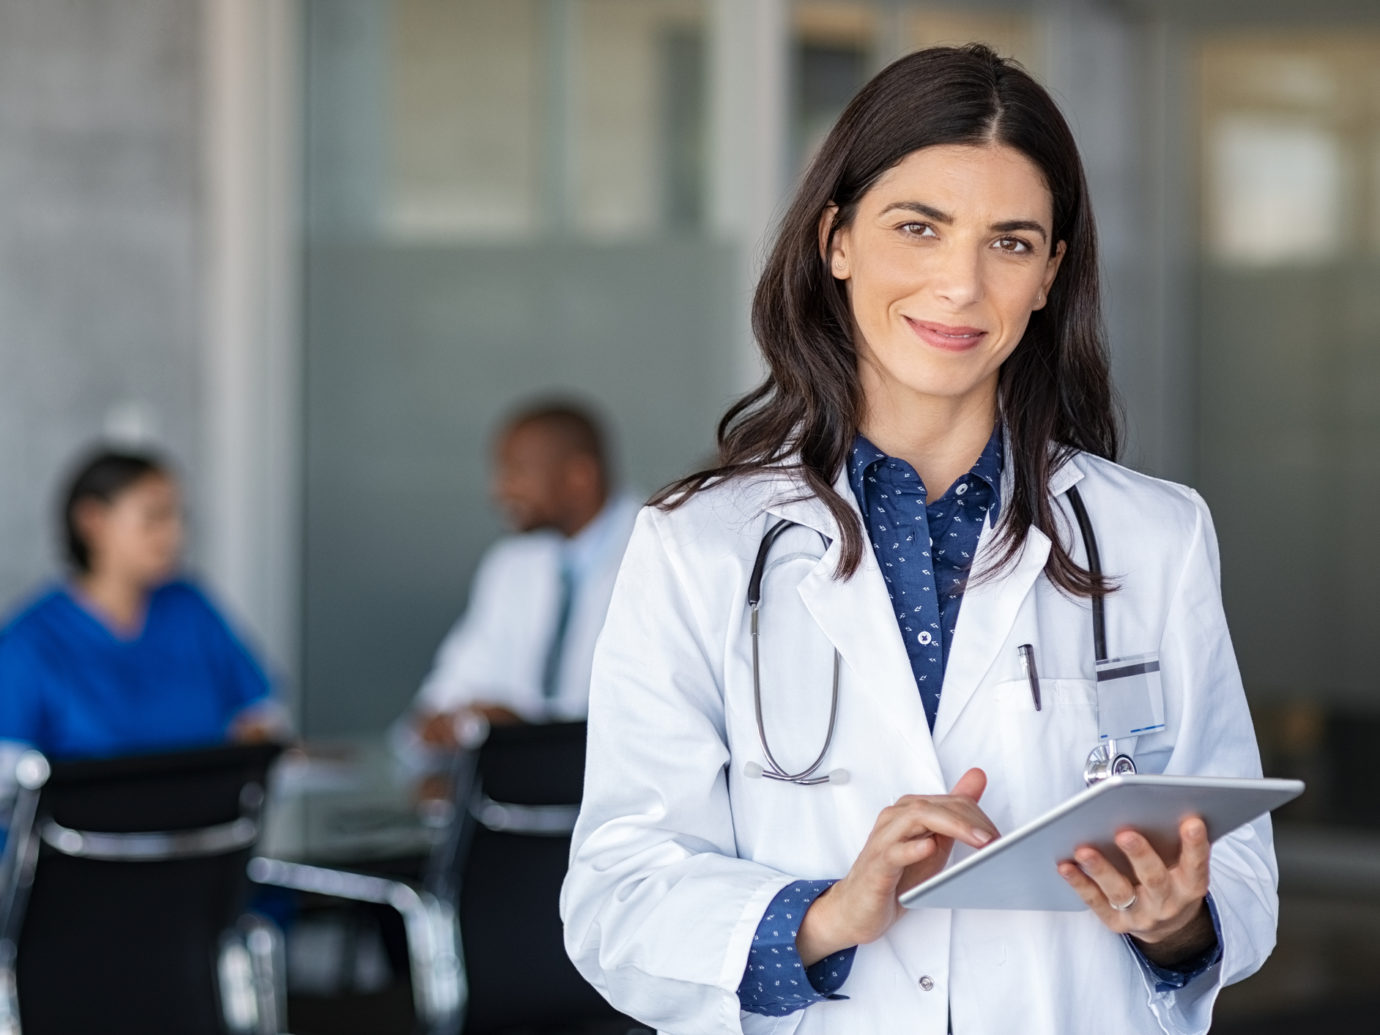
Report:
749,518,841,785
750,602,840,784
747,486,1128,787
1065,485,1106,663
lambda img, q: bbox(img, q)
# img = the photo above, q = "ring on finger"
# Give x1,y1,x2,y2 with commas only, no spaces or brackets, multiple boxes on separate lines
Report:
1110,893,1137,912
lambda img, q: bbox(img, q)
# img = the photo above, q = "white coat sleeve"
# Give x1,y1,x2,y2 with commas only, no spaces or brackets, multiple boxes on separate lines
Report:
560,508,796,1034
1142,490,1278,1033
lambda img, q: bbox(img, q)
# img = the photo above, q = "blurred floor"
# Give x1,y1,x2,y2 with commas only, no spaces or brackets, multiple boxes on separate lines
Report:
288,986,413,1035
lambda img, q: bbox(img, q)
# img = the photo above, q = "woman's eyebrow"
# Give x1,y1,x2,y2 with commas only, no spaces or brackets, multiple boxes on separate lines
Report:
880,201,952,224
879,201,1049,242
991,219,1049,242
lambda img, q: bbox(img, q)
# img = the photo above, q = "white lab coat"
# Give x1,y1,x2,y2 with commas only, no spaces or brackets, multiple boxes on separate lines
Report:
561,452,1277,1035
412,494,641,723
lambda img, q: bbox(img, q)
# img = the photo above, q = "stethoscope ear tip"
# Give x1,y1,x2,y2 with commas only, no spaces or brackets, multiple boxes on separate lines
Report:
743,762,764,779
826,768,850,785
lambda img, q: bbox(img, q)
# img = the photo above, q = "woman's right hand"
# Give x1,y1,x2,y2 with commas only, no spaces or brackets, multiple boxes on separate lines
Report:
796,767,998,965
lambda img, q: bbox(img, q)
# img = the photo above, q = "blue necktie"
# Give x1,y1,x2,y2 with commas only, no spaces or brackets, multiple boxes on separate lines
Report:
542,561,575,700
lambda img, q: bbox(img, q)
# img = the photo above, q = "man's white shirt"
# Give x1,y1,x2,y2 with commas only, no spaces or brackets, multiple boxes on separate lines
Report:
412,494,641,724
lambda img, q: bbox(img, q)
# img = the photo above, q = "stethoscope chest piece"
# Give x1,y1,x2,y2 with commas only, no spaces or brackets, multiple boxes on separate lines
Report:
1083,742,1137,786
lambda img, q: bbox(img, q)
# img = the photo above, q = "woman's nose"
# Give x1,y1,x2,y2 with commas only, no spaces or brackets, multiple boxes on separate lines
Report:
931,246,985,307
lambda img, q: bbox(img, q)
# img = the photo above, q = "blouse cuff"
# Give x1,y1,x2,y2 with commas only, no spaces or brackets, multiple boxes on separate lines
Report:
738,879,857,1016
1126,892,1224,992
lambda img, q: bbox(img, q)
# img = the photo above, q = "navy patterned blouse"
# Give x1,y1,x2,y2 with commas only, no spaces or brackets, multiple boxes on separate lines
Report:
846,427,1003,729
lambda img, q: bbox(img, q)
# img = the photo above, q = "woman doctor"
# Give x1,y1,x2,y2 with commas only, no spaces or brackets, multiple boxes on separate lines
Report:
561,45,1277,1035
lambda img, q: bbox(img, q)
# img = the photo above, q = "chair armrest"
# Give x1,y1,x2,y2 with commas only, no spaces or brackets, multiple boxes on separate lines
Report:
470,796,579,835
40,816,259,861
247,856,463,1030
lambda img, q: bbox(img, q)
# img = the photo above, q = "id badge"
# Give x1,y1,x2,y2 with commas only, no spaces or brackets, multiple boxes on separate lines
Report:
1095,652,1165,742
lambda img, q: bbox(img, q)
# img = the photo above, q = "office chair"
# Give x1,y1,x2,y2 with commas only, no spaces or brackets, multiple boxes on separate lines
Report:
428,720,638,1035
248,721,640,1035
0,741,286,1035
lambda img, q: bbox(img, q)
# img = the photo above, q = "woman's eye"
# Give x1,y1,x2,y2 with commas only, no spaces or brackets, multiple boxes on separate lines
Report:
900,222,937,238
994,237,1032,254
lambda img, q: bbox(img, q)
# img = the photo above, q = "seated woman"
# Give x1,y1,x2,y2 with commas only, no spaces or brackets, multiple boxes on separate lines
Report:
0,448,284,761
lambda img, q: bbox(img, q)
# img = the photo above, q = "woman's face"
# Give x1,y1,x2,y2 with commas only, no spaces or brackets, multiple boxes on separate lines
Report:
78,473,184,586
826,142,1065,426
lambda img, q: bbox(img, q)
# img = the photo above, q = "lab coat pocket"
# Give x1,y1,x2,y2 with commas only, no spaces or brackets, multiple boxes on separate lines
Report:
741,1008,806,1035
991,678,1099,825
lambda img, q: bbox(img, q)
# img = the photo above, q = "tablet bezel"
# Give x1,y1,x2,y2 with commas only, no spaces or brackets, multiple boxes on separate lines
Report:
898,774,1303,912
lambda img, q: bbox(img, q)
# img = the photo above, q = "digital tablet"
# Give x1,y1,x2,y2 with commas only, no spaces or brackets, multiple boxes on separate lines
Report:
899,774,1303,912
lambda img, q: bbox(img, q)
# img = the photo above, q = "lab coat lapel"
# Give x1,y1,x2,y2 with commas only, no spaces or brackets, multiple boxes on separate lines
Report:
931,454,1085,746
766,469,947,790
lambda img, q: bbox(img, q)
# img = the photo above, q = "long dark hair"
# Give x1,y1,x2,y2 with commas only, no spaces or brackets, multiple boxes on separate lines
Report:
61,448,170,573
653,44,1118,596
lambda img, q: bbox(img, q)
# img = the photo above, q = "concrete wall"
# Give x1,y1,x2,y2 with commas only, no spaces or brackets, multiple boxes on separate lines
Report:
0,0,207,608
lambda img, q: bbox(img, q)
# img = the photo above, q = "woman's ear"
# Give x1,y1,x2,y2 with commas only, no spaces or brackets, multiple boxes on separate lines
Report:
1034,240,1066,310
817,203,849,280
73,499,103,537
72,498,107,561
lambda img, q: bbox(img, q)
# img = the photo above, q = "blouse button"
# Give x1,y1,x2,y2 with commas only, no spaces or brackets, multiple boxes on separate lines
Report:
918,975,935,992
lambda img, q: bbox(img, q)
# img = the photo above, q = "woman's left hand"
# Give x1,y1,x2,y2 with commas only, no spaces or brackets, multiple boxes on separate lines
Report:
1057,815,1216,966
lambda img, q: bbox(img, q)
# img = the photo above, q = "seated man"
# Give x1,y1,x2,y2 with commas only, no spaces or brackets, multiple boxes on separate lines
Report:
401,400,639,756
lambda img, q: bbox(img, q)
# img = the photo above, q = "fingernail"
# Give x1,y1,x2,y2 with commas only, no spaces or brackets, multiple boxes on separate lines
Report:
972,828,992,846
1188,822,1206,841
1116,833,1136,850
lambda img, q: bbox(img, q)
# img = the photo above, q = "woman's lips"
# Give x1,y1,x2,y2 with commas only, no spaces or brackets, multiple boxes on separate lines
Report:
904,317,987,352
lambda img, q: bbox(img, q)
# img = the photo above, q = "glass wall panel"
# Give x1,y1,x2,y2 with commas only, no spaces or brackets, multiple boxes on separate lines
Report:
302,0,729,736
1195,21,1380,1029
788,2,1036,171
1196,29,1380,721
387,0,543,238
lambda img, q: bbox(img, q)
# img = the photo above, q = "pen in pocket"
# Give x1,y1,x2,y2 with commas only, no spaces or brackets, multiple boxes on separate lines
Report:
1018,643,1041,711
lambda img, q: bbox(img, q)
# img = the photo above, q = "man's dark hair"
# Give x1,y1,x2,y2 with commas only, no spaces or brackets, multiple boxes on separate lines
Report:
504,399,610,475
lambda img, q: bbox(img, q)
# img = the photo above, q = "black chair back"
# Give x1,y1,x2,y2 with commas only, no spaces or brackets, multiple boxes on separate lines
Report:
436,721,626,1034
9,741,282,1035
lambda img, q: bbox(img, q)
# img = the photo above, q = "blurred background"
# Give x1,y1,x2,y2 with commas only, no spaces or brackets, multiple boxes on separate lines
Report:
0,0,1377,1029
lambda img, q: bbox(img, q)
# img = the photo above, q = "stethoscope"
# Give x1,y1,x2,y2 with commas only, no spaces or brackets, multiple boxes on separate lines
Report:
743,519,848,785
1066,486,1138,786
743,485,1136,788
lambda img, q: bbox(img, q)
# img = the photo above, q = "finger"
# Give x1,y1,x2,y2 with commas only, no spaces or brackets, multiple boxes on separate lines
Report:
882,798,996,848
949,767,987,803
1174,817,1211,892
1058,861,1123,922
883,834,939,870
1073,846,1136,907
1113,830,1172,900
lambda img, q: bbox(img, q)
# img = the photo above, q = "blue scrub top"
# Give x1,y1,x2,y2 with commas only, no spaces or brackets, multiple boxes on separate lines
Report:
0,579,272,760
